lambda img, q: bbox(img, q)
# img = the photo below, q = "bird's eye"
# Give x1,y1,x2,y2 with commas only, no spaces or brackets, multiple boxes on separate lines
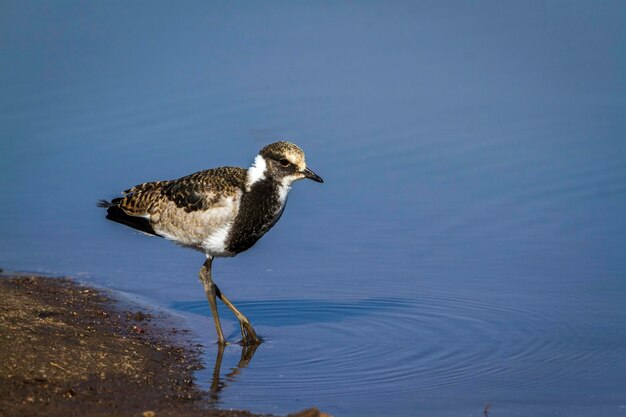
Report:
279,158,290,167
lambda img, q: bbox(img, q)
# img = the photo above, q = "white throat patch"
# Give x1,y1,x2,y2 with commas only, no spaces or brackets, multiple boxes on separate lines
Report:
246,155,267,191
277,175,298,208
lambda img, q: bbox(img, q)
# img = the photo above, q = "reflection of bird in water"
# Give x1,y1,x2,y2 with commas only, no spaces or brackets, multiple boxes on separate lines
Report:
99,142,323,345
210,344,333,417
209,343,332,417
209,343,259,404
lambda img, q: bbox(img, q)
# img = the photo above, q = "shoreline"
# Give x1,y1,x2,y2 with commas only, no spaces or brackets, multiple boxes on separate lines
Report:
0,273,327,417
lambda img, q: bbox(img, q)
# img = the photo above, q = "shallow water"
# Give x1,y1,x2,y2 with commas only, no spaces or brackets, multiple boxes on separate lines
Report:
2,2,626,416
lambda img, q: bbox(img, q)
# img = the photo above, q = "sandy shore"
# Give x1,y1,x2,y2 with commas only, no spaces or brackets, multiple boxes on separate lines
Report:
0,273,327,417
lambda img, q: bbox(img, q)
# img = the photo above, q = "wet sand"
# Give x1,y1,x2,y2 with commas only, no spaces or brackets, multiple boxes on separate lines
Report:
0,274,327,417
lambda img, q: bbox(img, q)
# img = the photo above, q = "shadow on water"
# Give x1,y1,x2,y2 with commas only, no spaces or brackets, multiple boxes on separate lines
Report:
171,297,411,327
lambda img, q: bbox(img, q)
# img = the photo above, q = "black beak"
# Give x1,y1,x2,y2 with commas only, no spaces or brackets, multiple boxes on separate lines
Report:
303,167,324,183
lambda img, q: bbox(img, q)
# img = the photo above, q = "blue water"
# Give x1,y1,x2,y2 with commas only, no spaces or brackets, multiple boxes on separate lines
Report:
2,2,626,416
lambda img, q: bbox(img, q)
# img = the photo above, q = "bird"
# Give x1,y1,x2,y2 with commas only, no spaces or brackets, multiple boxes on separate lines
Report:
98,141,323,345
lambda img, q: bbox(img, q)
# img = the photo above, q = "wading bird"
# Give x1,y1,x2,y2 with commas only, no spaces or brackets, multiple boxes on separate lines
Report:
99,142,323,345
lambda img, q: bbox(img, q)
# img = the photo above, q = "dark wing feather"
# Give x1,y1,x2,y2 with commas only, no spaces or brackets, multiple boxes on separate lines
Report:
162,178,212,212
104,205,159,236
98,180,169,236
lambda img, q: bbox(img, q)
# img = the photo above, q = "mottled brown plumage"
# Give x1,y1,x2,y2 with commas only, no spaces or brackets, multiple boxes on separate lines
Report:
99,141,323,345
118,167,245,215
162,167,246,212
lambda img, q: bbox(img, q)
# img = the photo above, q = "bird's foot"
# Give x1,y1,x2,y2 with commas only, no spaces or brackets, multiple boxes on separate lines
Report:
239,320,261,345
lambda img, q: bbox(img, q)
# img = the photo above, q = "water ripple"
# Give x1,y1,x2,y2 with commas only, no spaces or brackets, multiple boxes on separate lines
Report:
175,289,625,406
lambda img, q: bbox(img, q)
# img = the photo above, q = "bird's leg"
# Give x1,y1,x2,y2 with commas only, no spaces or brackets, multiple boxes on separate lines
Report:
199,257,226,345
214,284,260,345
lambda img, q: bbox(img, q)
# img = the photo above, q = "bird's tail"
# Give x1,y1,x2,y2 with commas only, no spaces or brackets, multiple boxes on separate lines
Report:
98,197,160,237
97,199,115,208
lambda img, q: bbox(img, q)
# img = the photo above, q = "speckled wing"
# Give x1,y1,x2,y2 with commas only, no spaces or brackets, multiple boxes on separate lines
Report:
161,168,240,213
99,180,170,236
115,180,171,216
117,167,245,215
103,167,247,242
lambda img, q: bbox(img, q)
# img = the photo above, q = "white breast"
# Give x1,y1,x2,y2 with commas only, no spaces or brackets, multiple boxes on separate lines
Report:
150,194,240,257
201,223,235,257
277,181,291,213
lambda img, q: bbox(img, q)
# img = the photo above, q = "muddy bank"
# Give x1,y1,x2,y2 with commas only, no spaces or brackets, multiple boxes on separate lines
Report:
0,274,327,417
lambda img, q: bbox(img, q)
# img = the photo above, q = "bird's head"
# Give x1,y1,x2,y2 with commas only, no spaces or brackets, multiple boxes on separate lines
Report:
248,141,323,188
